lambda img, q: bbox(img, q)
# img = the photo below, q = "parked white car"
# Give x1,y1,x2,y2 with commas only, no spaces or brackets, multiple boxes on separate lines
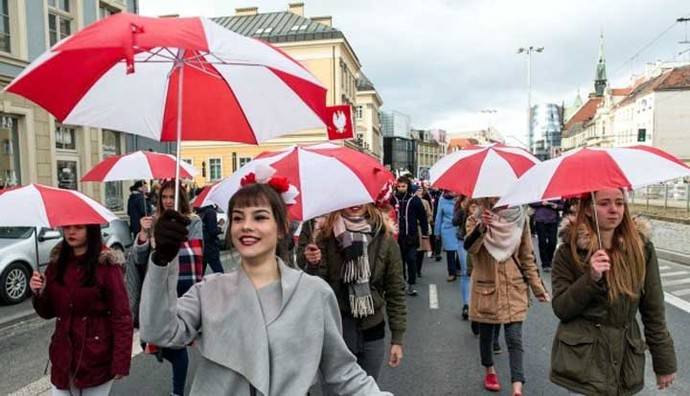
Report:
0,219,132,305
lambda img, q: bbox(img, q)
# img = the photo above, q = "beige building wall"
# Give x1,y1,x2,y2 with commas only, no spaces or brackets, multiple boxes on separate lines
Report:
355,89,383,161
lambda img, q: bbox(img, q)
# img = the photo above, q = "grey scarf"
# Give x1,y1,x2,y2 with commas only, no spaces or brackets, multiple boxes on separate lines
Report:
334,215,374,318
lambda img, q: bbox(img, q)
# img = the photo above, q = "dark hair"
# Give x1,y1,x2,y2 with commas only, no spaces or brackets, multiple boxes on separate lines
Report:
396,176,411,186
158,179,191,215
55,224,103,287
226,183,289,248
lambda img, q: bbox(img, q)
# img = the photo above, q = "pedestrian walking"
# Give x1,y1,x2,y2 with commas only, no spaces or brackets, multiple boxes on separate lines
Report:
452,195,471,320
195,203,224,274
127,180,151,238
550,188,677,395
298,203,406,381
464,197,550,396
530,200,563,272
435,190,461,282
139,180,391,395
429,187,443,261
415,187,433,277
132,180,203,396
390,176,430,296
30,224,132,395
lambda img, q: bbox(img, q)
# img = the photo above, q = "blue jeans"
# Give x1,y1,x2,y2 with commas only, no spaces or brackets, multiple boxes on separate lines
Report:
162,347,188,395
457,245,469,306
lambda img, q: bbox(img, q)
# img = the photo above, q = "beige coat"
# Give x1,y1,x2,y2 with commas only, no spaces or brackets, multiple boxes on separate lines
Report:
465,215,546,324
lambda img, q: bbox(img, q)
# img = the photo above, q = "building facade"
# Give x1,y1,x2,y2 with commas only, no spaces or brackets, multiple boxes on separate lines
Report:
383,136,416,177
412,128,446,180
0,0,145,214
354,73,383,161
529,103,563,160
181,3,384,185
380,110,411,139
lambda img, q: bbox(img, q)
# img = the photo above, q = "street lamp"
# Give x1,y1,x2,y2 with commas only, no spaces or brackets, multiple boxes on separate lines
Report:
480,109,497,141
517,46,544,153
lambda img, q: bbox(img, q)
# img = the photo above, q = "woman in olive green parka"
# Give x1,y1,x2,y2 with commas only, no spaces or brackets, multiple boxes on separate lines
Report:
550,189,677,395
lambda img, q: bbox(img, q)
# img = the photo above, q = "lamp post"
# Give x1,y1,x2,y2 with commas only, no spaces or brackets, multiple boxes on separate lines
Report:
480,109,497,142
517,46,544,153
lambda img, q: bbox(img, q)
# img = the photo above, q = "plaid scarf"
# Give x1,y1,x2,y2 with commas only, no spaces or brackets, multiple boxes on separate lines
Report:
177,238,204,296
334,215,374,318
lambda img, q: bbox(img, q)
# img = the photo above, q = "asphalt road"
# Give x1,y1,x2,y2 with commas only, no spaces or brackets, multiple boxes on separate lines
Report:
2,253,689,395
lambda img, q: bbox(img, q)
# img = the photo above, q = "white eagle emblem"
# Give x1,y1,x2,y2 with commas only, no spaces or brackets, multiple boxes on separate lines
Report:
332,110,347,134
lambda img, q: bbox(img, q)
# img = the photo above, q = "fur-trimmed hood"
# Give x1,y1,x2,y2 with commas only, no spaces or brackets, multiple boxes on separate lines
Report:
49,243,125,267
557,214,652,250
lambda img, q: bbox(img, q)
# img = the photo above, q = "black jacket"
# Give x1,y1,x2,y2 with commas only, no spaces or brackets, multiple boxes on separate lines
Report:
391,192,429,246
127,192,149,236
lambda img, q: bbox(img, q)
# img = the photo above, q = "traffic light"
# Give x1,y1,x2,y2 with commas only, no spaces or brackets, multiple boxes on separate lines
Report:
637,128,646,142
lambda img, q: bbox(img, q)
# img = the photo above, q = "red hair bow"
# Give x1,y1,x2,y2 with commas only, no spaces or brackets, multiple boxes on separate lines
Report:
240,173,257,186
267,176,290,194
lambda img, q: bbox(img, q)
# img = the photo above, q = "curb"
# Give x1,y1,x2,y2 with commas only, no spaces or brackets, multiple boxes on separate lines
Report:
656,248,690,266
0,309,38,331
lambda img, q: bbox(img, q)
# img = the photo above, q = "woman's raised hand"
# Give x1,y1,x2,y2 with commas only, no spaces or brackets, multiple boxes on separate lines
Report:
590,249,611,282
304,243,322,265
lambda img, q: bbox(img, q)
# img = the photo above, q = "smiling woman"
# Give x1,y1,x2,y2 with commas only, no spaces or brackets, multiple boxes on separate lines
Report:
139,182,392,395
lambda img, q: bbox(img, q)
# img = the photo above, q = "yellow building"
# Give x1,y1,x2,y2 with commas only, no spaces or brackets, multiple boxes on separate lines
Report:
355,73,383,161
182,2,383,186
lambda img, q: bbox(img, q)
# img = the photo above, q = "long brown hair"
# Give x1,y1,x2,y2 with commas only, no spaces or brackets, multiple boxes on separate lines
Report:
319,203,394,241
570,192,646,301
158,180,191,215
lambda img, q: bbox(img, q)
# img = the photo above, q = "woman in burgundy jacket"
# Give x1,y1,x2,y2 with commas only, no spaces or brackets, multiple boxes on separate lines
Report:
30,224,133,395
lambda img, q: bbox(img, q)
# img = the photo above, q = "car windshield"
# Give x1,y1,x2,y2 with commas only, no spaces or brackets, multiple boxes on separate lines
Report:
0,227,33,239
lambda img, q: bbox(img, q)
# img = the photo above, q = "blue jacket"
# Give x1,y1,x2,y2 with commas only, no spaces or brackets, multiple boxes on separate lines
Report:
434,196,459,251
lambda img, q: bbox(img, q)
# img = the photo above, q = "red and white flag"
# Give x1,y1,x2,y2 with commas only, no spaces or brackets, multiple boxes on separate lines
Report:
325,105,353,140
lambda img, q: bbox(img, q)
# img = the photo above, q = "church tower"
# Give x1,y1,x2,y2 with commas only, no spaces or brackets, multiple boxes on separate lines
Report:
594,32,607,97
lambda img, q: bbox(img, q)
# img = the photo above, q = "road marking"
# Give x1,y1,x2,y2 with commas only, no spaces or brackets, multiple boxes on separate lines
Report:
429,284,439,309
671,288,690,297
662,278,690,287
659,265,672,270
660,271,689,278
9,331,143,396
665,292,690,314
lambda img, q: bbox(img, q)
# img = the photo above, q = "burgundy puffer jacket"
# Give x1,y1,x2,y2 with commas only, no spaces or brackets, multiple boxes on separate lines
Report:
33,246,133,389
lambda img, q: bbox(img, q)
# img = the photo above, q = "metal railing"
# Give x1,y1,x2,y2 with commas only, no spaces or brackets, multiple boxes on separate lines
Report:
630,178,690,211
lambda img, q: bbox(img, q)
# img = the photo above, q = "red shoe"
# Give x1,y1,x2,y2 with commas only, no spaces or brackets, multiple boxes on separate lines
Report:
484,373,501,392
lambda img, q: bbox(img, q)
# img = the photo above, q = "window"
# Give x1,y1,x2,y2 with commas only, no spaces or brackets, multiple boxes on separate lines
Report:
57,159,78,190
48,0,72,47
0,0,9,53
99,2,120,20
209,158,221,181
102,130,123,211
0,114,20,188
239,157,252,168
55,124,76,150
637,128,646,142
355,106,363,119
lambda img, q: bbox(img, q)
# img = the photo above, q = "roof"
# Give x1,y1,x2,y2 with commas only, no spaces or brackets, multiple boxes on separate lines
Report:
356,73,375,91
617,65,690,107
212,12,344,43
448,137,479,150
610,87,632,96
562,97,602,136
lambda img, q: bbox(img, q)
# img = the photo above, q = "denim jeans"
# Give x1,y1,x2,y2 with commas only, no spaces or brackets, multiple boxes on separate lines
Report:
162,347,189,395
456,245,469,306
398,239,418,285
479,322,525,383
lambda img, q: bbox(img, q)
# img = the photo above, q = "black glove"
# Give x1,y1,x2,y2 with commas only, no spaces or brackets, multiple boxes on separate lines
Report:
152,209,190,266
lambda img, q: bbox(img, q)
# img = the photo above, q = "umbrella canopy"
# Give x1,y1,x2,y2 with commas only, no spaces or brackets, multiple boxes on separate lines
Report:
206,143,394,220
496,146,690,208
82,150,198,182
191,181,222,209
429,143,540,198
5,13,327,144
0,184,118,227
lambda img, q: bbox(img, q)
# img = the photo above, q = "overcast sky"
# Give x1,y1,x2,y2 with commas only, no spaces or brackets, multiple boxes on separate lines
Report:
139,0,690,145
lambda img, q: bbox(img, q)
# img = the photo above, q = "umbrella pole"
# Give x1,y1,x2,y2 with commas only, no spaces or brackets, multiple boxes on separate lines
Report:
174,53,185,211
34,227,41,274
590,191,603,250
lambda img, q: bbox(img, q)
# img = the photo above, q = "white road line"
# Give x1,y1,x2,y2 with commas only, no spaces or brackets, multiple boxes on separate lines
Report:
671,288,690,297
429,284,439,310
662,278,690,287
665,292,690,314
660,271,689,278
659,265,672,270
9,331,142,396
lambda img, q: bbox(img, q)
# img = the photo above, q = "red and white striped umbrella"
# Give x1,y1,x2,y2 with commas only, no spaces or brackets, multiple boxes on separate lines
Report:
191,181,222,209
496,146,690,208
206,143,395,220
0,184,118,227
5,13,327,144
429,143,540,198
82,150,198,182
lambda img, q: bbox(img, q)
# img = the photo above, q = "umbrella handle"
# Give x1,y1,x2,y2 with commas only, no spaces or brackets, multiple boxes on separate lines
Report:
590,191,603,251
34,227,41,275
174,51,185,212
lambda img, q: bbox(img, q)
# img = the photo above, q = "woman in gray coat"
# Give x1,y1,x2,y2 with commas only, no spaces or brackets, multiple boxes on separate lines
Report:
139,181,390,396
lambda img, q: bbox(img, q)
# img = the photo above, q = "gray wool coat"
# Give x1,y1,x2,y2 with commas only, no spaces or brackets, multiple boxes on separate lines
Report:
139,256,391,396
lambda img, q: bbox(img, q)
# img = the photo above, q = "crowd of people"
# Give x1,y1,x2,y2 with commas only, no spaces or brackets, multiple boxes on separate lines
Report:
27,173,678,395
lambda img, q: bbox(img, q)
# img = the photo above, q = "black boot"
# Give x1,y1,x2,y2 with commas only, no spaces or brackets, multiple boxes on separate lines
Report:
462,305,469,320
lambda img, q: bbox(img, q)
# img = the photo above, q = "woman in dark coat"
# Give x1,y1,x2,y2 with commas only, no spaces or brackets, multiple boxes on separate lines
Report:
30,224,132,395
551,188,677,395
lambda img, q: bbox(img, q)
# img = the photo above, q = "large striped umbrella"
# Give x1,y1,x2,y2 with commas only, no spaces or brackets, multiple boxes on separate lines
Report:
205,143,394,220
5,12,328,206
496,145,690,208
429,143,540,198
0,184,118,227
82,150,198,182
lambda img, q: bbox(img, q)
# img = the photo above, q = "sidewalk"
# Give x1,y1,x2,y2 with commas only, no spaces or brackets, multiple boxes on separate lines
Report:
0,250,238,331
